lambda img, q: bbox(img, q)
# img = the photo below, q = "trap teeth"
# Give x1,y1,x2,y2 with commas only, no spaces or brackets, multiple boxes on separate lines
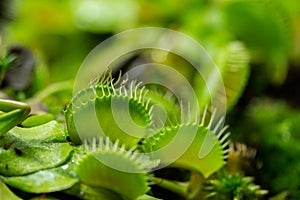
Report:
65,78,152,146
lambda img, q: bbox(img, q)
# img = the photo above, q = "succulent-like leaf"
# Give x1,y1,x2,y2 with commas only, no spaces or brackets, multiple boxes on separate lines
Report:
1,164,78,193
20,114,54,128
6,120,66,142
1,146,82,194
0,121,72,176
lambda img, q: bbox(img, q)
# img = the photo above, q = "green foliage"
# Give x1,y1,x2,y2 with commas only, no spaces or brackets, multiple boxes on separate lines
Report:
231,99,300,199
204,171,267,200
0,121,72,176
0,180,21,200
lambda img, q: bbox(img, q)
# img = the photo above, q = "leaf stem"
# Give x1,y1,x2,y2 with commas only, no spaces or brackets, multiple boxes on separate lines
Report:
149,176,189,198
187,172,205,199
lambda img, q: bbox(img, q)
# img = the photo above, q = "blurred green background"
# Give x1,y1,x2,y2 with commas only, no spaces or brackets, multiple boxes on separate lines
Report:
1,0,300,199
4,0,300,83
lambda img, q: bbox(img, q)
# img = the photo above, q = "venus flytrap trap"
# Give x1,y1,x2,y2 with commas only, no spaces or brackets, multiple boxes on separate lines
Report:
76,137,159,200
140,106,230,199
194,41,250,111
62,69,230,199
141,107,230,178
65,75,152,147
0,70,229,199
144,89,181,127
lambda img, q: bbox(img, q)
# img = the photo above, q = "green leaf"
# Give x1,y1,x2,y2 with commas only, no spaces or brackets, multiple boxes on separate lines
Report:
0,121,72,176
6,120,66,142
0,180,21,200
21,114,54,128
1,165,78,193
137,194,162,200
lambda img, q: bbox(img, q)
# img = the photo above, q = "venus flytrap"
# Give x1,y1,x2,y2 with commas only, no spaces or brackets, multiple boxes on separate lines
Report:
0,3,277,198
0,71,233,199
194,41,250,111
141,109,229,178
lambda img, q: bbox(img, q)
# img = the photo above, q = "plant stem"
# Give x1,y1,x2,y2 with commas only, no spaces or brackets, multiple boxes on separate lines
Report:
149,176,189,198
187,172,205,199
